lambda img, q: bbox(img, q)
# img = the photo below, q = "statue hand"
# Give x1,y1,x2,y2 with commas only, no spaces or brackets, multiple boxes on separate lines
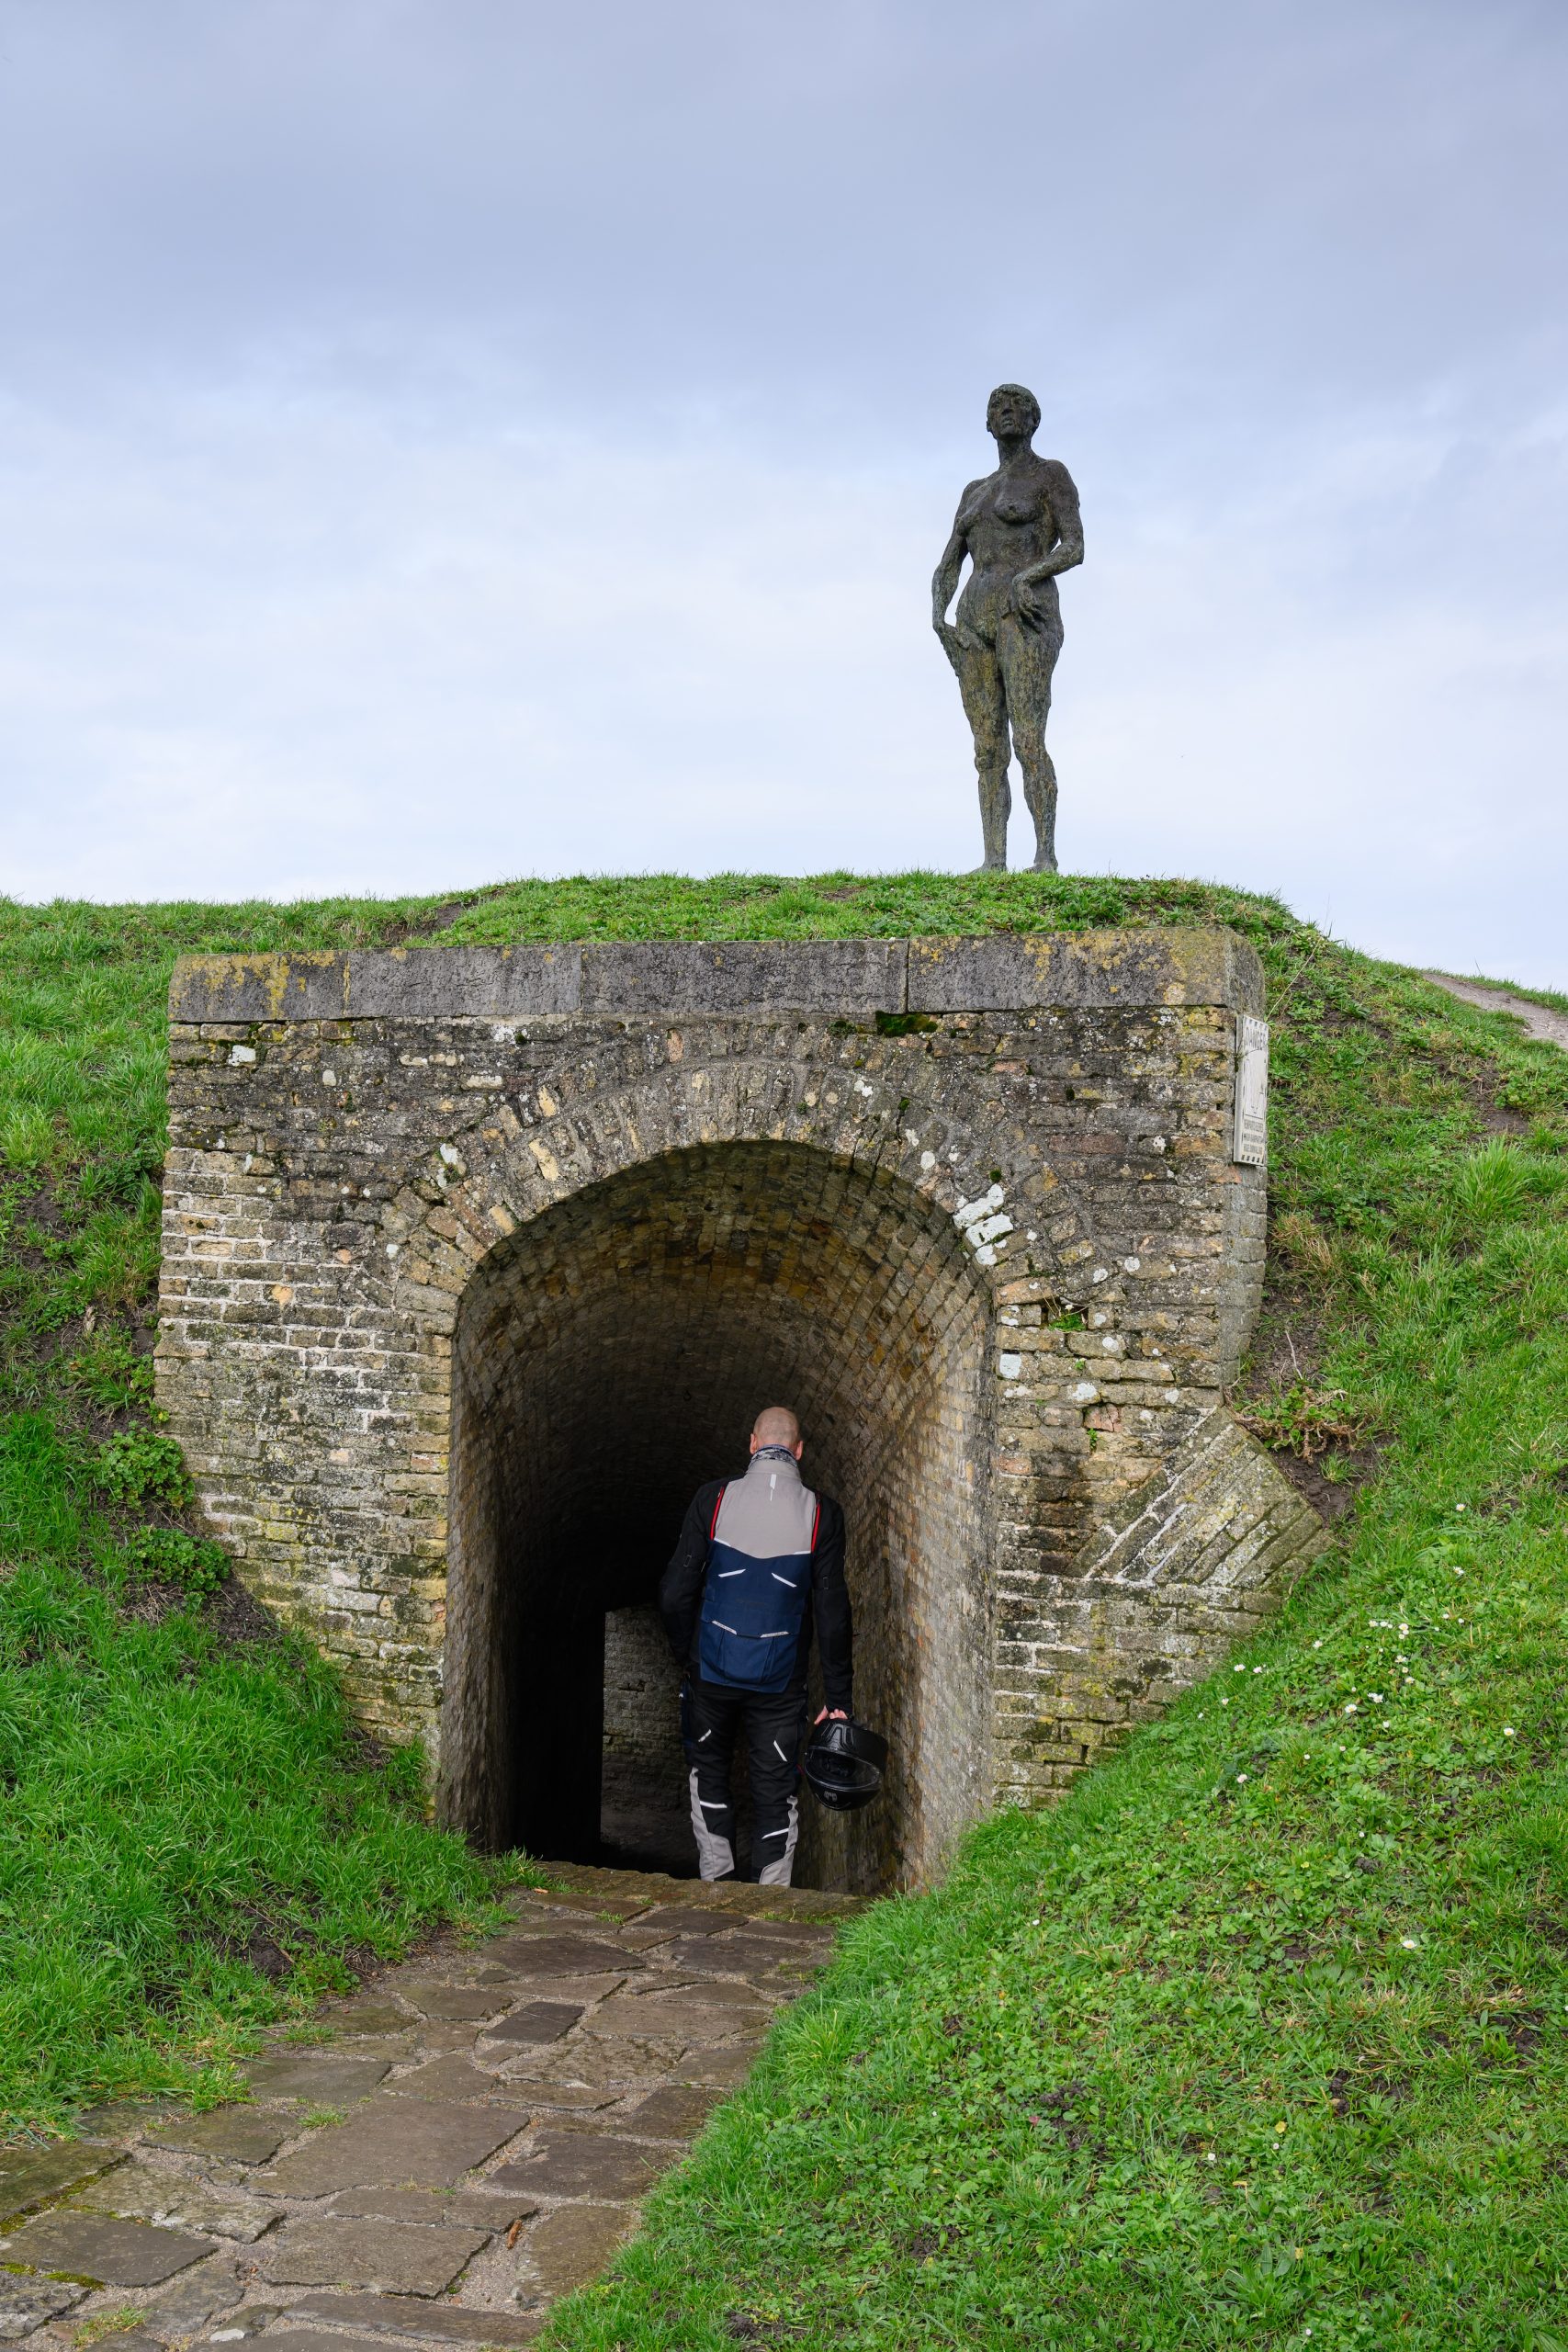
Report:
933,616,967,673
1007,577,1050,631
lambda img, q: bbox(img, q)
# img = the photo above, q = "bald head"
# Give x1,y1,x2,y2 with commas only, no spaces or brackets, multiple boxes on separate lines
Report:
750,1405,802,1455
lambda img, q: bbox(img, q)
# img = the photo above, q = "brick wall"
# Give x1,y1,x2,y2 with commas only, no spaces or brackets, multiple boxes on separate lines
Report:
156,931,1325,1893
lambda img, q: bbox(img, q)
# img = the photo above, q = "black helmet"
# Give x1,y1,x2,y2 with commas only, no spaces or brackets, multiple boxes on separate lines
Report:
802,1716,888,1811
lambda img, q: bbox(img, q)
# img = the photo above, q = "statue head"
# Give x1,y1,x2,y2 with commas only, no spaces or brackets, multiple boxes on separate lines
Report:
986,382,1041,441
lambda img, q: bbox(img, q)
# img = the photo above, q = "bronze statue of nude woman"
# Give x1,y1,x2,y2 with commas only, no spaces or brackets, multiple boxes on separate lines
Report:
931,384,1083,871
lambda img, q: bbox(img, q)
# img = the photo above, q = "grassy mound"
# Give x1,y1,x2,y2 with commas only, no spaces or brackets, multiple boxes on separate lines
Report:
0,891,518,2138
4,876,1565,2352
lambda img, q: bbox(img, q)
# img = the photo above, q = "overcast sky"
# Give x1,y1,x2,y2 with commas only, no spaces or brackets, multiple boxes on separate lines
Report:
1,0,1563,984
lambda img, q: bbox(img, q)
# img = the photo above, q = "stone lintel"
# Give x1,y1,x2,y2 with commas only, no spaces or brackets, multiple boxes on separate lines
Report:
169,928,1263,1024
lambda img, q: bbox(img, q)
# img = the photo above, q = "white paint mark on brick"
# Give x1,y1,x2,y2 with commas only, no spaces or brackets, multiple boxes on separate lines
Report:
227,1045,255,1066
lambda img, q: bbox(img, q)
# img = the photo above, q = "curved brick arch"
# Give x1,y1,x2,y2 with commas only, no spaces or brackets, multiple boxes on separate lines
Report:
442,1136,995,1892
158,931,1325,1882
385,1036,1095,1322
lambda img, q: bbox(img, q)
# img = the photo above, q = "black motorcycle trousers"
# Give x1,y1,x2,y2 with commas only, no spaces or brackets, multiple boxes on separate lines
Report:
682,1679,807,1886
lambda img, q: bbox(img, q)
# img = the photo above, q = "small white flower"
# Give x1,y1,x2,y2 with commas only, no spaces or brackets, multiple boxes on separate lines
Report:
1235,1665,1247,1674
1504,1726,1516,1738
1370,1692,1383,1703
1312,1639,1323,1649
1401,1938,1418,1950
1455,1503,1467,1511
1344,1702,1359,1713
1220,1697,1230,1706
1236,1773,1248,1783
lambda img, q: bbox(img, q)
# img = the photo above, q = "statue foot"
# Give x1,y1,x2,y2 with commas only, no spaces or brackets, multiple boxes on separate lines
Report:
974,856,1008,874
1031,850,1058,875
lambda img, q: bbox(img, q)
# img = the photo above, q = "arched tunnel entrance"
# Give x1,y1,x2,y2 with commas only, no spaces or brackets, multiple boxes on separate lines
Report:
441,1140,993,1894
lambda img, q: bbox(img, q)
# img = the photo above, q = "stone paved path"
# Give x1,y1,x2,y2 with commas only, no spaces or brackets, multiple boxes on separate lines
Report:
0,1867,864,2349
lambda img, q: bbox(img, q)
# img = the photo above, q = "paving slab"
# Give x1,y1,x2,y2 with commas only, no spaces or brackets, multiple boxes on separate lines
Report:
76,2102,175,2141
288,2291,544,2344
674,2043,760,2088
0,2144,122,2225
0,2275,89,2339
326,2188,538,2232
244,2055,391,2106
616,1906,733,1942
138,2263,254,2341
313,2001,412,2037
145,2112,293,2166
477,2004,582,2049
516,2203,637,2299
258,2102,525,2194
500,2034,685,2088
248,2333,396,2352
583,1989,766,2042
621,2084,726,2139
0,2210,215,2287
491,2082,618,2112
72,2160,284,2241
481,1937,641,1977
196,2302,282,2342
663,1932,828,1976
391,1986,513,2025
488,2131,668,2202
479,1974,624,2008
259,2218,488,2294
380,2059,534,2109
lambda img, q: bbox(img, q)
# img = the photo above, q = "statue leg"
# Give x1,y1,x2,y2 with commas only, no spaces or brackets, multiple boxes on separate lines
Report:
953,638,1010,870
998,616,1065,874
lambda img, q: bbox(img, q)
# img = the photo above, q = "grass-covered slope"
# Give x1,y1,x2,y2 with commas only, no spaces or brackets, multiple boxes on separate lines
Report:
4,875,1567,2352
0,890,520,2141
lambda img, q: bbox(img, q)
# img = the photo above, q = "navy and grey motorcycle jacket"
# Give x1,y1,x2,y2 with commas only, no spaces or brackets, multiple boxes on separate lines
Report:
659,1447,852,1708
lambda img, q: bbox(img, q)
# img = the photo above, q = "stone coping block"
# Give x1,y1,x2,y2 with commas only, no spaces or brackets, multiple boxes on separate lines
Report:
168,928,1262,1024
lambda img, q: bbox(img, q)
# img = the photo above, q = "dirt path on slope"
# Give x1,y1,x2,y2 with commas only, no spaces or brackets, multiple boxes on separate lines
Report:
1423,972,1568,1052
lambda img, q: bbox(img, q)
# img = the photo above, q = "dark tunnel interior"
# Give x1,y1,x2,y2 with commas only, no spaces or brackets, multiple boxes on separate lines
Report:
440,1140,992,1894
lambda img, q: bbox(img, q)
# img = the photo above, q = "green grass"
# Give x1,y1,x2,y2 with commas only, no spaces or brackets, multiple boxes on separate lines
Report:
4,875,1567,2351
0,888,523,2138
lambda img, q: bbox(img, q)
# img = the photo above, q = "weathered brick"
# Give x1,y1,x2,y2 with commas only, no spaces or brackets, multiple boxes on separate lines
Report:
157,933,1319,1897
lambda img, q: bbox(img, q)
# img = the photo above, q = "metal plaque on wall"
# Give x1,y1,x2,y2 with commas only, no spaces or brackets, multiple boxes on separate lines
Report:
1233,1014,1269,1165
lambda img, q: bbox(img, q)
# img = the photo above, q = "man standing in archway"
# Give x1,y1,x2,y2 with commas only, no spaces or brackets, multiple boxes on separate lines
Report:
660,1406,852,1886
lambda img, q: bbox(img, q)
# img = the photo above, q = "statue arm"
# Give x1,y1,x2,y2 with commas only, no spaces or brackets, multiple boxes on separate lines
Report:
1014,464,1084,594
931,518,968,631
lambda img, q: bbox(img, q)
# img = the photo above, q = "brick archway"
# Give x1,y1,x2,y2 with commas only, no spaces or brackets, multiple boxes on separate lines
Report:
443,1139,993,1894
158,932,1325,1885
